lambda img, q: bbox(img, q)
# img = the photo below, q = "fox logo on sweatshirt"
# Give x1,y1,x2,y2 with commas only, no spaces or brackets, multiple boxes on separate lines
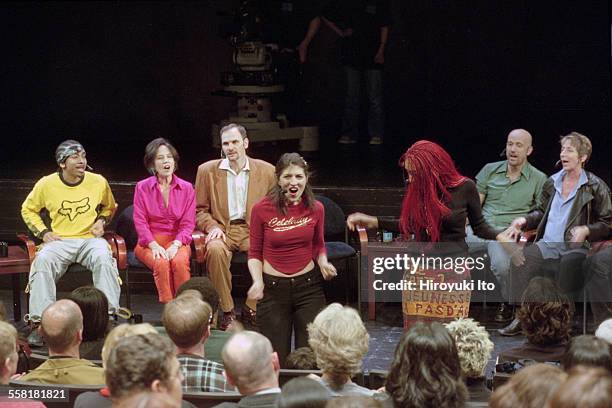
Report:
58,197,91,221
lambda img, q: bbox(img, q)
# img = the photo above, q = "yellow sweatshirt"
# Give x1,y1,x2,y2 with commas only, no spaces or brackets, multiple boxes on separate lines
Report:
21,172,117,239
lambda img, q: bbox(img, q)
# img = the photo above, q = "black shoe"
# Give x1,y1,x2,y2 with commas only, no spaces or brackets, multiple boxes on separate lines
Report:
494,303,513,323
498,318,522,337
27,326,44,347
241,305,258,331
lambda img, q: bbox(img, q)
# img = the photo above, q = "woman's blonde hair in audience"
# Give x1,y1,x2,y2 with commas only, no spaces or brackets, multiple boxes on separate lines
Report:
307,303,369,382
101,323,157,368
445,317,494,378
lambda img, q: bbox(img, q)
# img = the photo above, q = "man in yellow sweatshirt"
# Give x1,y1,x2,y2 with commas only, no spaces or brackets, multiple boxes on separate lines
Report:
21,140,121,326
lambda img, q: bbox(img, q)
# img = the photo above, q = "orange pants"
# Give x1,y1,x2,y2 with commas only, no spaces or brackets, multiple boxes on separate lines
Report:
135,234,191,303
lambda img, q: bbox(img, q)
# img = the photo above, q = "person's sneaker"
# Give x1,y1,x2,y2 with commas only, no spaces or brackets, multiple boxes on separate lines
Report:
219,310,236,331
369,137,383,145
338,135,357,144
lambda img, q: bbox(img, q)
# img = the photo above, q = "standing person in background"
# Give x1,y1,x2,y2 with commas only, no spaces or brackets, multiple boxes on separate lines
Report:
134,138,195,304
324,0,390,145
247,153,336,367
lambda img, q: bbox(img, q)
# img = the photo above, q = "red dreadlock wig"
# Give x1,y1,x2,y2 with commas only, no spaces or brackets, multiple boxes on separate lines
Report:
399,140,467,242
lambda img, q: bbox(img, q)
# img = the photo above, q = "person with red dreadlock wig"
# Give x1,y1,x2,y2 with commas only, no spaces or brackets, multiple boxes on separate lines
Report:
347,140,501,247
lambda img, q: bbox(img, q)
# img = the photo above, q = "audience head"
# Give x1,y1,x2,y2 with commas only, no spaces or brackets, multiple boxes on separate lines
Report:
67,286,109,342
385,322,467,408
101,323,157,369
326,396,383,408
286,347,318,370
0,321,18,384
0,300,6,321
40,299,83,354
308,303,368,384
115,391,181,408
106,333,183,405
176,277,220,316
518,277,573,346
222,330,280,394
445,317,494,379
398,140,466,242
277,377,330,408
162,295,212,350
562,335,612,372
143,137,180,176
595,318,612,344
489,363,566,408
547,366,612,408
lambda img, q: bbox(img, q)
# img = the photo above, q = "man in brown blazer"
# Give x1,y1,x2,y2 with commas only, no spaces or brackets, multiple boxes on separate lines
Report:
195,123,275,330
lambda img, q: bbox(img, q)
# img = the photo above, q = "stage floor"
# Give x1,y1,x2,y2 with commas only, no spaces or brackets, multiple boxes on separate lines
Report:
1,289,528,375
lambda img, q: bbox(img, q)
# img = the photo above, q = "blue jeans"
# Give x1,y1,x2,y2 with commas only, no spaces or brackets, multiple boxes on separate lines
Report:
341,66,384,140
466,226,511,299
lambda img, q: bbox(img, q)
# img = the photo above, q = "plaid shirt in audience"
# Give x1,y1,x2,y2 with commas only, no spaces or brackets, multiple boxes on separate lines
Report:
177,354,236,393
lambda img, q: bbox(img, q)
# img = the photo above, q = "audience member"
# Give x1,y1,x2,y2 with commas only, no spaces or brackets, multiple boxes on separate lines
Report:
105,334,185,407
115,391,181,408
171,277,232,363
67,286,110,360
286,347,318,370
0,321,46,407
595,318,612,344
445,318,494,403
20,299,104,385
499,277,573,363
546,366,612,408
0,321,18,385
162,295,235,392
489,363,566,408
277,377,331,408
74,323,158,408
562,335,612,372
215,331,281,408
307,303,372,396
326,396,383,408
383,322,467,408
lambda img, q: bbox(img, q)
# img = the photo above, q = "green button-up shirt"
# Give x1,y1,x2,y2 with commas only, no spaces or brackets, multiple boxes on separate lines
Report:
476,160,547,228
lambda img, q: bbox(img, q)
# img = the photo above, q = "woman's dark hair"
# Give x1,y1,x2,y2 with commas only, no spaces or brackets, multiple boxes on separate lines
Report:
489,363,567,408
176,277,220,315
143,138,180,175
517,277,573,346
277,377,330,408
547,366,612,408
385,322,467,408
67,286,109,341
562,335,612,372
267,153,315,215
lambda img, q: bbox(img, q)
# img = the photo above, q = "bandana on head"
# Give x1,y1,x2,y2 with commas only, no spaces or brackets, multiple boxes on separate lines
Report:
55,140,85,165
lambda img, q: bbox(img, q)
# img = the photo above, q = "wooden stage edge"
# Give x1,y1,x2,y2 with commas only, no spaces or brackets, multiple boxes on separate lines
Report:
0,178,404,238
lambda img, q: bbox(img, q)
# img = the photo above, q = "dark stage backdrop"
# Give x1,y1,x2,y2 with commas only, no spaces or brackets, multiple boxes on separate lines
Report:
1,1,610,185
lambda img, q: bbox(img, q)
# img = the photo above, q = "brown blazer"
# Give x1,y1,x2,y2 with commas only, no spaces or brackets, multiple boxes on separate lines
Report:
195,157,275,233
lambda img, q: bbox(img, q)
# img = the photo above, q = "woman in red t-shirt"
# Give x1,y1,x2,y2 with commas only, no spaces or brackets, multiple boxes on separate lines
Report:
247,153,337,367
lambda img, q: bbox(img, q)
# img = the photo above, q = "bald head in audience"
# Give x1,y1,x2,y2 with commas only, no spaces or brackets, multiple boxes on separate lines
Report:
40,299,83,357
222,331,280,395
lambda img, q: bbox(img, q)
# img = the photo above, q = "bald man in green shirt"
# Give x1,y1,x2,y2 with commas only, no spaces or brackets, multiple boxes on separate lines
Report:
466,129,547,326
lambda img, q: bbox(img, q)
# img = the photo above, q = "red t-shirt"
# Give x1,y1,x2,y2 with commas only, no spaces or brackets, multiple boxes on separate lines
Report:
249,197,326,274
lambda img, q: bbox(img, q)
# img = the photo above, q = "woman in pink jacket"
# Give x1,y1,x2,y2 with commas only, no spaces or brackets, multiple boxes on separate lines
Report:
133,138,195,303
